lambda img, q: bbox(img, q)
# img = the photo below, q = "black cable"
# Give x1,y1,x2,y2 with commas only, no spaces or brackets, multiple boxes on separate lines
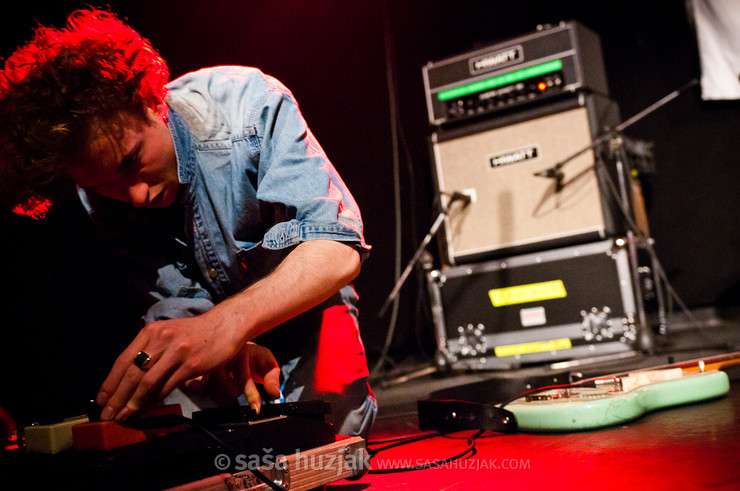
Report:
367,431,442,457
370,0,403,377
367,430,481,474
367,430,441,447
444,429,485,441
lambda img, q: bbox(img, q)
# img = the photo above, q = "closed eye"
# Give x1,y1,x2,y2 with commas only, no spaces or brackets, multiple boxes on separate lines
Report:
118,144,142,176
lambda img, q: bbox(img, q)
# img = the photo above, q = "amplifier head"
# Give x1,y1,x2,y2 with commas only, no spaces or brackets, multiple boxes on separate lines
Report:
423,21,609,127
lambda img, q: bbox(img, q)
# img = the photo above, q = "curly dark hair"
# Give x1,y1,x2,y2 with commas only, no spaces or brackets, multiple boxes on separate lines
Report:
0,8,170,207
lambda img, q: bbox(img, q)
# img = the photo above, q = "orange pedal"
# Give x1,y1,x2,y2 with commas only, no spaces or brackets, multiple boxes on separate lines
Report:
72,404,185,451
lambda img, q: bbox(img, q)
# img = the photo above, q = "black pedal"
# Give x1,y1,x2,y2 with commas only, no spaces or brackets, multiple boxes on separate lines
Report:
418,399,518,434
192,400,332,426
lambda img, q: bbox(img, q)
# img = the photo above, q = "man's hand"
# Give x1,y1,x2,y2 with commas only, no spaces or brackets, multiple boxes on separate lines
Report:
96,240,360,422
96,308,244,421
230,342,282,412
184,342,281,413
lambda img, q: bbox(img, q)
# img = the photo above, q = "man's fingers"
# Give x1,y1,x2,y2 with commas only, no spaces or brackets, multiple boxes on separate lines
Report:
116,359,178,421
97,329,152,408
229,343,282,407
234,355,262,413
101,347,173,422
97,343,148,407
183,375,206,393
249,347,281,399
99,364,147,421
97,358,129,407
261,365,282,400
242,377,262,414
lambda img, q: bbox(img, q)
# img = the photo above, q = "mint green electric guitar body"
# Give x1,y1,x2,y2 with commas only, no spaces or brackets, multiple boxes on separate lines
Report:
505,369,730,432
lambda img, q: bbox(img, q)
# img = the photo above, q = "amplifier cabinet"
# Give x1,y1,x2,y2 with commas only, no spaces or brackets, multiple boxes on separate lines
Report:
432,95,621,264
428,239,642,370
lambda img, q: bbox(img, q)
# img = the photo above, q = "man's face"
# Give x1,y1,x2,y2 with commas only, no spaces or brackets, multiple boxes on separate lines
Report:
66,106,180,208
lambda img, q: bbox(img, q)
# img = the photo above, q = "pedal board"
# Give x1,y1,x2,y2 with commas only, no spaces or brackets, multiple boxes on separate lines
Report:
9,401,367,490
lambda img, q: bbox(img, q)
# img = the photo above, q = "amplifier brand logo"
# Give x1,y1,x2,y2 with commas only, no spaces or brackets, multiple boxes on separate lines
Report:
489,145,539,169
469,45,523,75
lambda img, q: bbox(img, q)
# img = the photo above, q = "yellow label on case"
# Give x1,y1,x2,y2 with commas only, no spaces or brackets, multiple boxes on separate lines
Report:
488,279,567,307
494,338,572,357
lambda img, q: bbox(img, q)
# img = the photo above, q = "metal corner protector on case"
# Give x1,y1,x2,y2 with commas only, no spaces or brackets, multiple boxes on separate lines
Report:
428,238,650,370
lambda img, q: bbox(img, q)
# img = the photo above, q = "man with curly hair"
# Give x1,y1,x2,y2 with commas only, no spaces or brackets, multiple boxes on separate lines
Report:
0,9,376,438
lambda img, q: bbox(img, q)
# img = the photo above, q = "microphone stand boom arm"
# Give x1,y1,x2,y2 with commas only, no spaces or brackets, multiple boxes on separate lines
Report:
534,79,699,183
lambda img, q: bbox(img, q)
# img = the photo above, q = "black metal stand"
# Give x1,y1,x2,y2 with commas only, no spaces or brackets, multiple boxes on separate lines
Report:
374,196,468,387
533,79,699,356
378,195,470,317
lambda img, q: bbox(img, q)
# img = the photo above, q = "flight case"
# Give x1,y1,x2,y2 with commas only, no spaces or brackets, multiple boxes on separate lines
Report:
427,238,645,370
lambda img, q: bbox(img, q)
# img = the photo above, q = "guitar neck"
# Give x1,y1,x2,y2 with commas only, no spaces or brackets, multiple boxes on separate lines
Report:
591,351,740,382
674,351,740,373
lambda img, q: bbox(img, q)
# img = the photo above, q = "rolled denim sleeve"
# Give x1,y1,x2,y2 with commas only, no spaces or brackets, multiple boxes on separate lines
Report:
252,82,370,259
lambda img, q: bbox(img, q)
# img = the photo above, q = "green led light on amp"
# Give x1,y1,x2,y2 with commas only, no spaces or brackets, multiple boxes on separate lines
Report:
436,59,563,101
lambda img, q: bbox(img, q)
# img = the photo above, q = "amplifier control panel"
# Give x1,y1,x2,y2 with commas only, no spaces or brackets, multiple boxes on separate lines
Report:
423,21,609,126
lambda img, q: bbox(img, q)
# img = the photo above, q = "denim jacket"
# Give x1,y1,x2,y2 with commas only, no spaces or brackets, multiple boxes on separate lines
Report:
166,66,370,302
80,67,370,364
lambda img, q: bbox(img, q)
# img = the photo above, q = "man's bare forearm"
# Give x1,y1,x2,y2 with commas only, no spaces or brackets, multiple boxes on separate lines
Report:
97,239,361,421
211,239,362,343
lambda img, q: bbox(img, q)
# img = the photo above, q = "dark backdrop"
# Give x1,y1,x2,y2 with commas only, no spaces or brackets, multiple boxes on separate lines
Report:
2,0,738,425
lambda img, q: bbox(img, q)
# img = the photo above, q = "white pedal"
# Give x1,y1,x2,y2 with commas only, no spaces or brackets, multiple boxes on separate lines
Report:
24,415,89,454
